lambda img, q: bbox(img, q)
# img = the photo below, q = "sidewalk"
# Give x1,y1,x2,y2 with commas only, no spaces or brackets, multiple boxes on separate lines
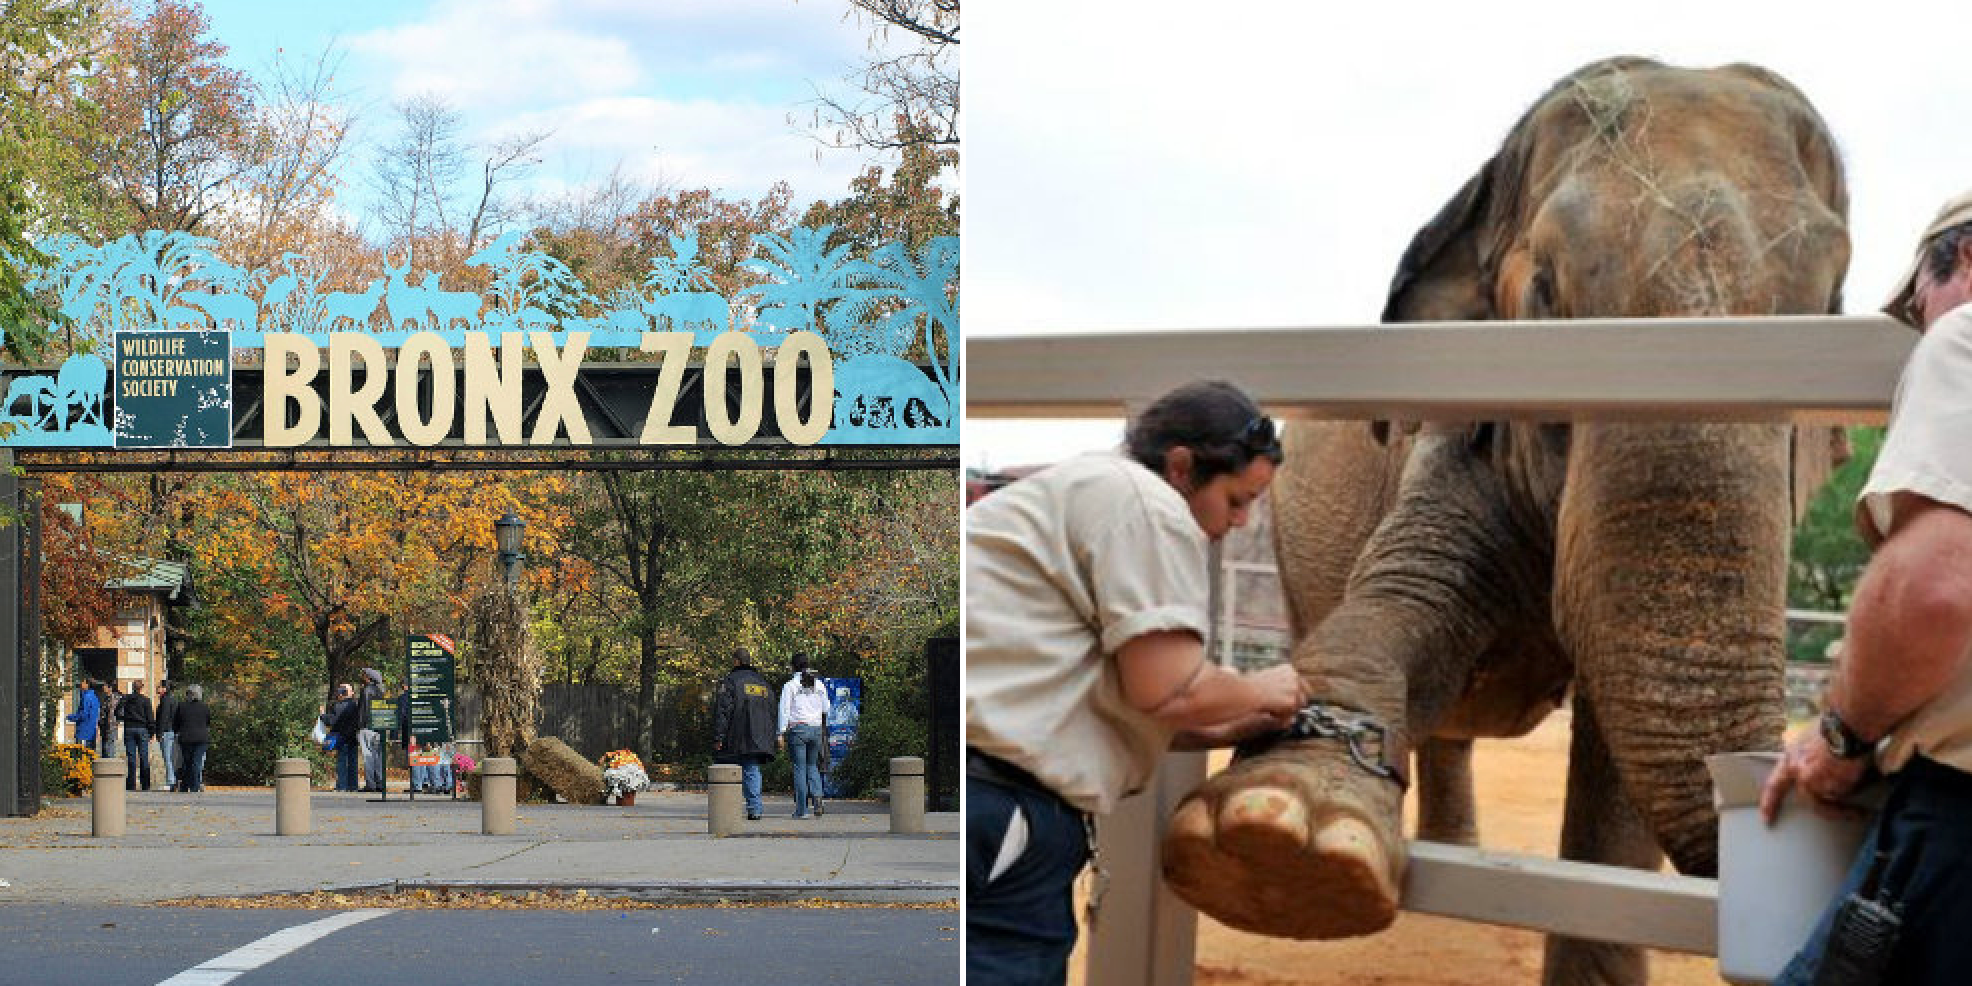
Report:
0,784,958,905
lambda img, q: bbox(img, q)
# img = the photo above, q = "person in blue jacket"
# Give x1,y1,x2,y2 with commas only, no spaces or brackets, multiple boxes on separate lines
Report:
65,679,101,748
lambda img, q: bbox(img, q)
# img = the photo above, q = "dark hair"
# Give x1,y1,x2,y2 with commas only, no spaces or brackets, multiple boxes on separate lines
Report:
790,654,810,673
1124,380,1283,483
732,647,751,666
1925,223,1972,288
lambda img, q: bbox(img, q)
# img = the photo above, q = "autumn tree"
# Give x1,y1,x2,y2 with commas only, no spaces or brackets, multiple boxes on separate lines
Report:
560,466,890,750
85,0,256,233
177,470,572,696
812,0,959,154
222,44,357,271
369,93,550,272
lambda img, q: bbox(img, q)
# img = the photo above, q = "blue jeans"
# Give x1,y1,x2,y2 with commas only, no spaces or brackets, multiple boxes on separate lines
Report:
967,771,1090,986
739,756,765,816
158,731,177,789
335,740,359,791
180,742,207,792
786,724,824,817
1778,757,1972,985
123,728,152,790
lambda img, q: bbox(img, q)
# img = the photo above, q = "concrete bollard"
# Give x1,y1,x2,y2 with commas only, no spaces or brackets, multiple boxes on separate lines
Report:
890,756,926,834
91,758,126,837
481,757,518,836
708,764,742,836
274,758,311,835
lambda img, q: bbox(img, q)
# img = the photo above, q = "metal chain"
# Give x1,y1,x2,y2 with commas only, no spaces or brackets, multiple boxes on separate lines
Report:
1239,700,1404,787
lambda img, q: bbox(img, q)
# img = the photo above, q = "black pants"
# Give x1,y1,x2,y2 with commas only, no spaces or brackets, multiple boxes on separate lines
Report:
1781,757,1972,985
966,752,1090,986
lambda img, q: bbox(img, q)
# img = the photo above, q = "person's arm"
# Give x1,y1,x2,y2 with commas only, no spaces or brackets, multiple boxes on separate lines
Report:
1762,495,1972,821
776,681,793,738
712,679,732,751
1826,495,1972,737
1116,630,1305,735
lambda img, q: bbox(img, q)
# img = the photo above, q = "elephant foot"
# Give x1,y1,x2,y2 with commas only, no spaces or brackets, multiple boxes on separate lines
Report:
1163,740,1407,939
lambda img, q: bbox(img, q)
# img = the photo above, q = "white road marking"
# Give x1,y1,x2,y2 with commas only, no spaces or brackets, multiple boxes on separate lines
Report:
156,909,393,986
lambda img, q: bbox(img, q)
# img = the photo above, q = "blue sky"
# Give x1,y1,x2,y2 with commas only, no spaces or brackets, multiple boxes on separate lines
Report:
198,0,888,228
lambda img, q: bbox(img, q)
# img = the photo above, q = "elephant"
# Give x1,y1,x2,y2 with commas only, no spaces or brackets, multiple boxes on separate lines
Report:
1160,57,1851,986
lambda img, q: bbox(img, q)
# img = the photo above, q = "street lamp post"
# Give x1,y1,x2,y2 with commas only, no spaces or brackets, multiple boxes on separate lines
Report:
494,512,526,588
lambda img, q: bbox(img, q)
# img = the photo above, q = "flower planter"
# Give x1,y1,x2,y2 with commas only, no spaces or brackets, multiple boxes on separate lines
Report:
618,791,636,807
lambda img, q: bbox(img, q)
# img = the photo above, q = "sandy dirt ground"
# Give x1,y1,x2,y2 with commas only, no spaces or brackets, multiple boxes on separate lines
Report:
1071,709,1729,986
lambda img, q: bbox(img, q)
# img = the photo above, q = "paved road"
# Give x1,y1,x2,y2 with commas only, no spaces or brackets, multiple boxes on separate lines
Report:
0,904,959,984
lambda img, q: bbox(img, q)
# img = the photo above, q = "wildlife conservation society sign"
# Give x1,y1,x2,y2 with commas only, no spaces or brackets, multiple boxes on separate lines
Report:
113,330,232,448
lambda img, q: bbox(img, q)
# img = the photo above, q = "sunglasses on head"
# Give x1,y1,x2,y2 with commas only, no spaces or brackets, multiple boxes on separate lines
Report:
1236,414,1282,460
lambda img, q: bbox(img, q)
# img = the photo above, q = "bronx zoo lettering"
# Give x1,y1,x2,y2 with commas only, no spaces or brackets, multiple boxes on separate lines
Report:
263,330,832,448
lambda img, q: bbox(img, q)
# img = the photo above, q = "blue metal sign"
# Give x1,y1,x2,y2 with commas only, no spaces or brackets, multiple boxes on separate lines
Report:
1,226,958,449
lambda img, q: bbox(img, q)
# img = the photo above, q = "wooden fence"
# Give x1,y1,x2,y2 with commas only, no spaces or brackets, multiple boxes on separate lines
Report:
970,315,1908,986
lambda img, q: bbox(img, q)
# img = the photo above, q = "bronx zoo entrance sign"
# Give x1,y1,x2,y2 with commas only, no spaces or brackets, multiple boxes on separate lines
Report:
0,227,958,451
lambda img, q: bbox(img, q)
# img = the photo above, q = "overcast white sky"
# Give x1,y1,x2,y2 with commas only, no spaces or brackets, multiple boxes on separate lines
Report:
963,0,1969,471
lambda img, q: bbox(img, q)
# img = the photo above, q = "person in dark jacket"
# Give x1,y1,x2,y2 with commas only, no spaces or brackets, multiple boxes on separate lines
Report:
713,648,779,821
119,681,156,791
327,684,362,792
65,678,101,748
171,684,212,793
99,680,122,758
154,680,179,792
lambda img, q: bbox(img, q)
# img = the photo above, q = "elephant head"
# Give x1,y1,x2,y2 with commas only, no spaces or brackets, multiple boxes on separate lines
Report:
1163,57,1850,977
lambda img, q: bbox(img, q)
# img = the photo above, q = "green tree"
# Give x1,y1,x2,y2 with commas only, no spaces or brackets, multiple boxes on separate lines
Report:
0,0,91,357
1787,426,1882,661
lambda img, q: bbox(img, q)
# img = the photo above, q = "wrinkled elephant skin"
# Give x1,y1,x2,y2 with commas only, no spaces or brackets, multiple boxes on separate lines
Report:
1162,58,1850,986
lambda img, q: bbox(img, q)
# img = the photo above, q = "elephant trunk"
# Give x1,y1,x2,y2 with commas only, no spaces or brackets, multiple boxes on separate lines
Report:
1301,431,1557,742
1554,422,1792,875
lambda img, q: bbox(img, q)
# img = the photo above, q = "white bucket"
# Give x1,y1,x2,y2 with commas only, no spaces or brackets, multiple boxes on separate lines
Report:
1706,751,1877,985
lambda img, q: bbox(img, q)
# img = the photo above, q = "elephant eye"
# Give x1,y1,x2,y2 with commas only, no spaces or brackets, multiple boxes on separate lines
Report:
1523,267,1555,318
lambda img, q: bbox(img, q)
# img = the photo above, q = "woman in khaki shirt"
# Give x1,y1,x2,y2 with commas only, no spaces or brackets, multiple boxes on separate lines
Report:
966,380,1307,986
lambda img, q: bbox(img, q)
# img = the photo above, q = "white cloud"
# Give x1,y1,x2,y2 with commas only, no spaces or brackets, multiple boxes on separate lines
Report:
500,96,864,202
344,0,885,206
349,0,643,107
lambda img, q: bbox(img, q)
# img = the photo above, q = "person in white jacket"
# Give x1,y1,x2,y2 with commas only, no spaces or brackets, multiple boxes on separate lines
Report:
777,655,830,819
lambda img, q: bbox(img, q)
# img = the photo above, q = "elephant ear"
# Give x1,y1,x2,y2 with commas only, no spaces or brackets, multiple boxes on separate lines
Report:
1380,163,1504,325
1376,135,1527,445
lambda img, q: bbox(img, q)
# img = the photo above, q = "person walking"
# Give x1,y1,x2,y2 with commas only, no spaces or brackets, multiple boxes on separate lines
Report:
966,380,1304,984
777,655,830,819
358,668,385,792
171,684,211,793
65,678,100,749
327,684,362,792
713,648,779,821
1763,190,1972,984
119,681,155,791
154,680,179,792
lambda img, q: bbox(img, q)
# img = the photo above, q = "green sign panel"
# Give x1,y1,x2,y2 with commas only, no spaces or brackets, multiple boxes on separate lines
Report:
112,330,232,448
368,699,398,735
407,633,456,743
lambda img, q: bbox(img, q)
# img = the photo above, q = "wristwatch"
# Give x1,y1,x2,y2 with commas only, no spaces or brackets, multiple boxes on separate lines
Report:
1818,708,1875,760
